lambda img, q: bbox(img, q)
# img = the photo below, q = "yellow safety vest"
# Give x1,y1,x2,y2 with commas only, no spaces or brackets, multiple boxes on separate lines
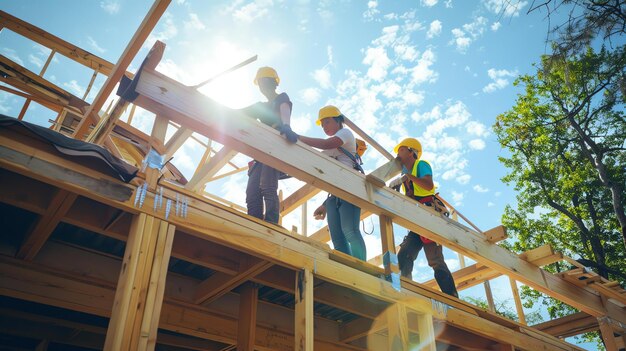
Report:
402,159,435,198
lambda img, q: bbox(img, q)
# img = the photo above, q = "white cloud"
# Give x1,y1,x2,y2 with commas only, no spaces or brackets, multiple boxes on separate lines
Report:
483,0,528,17
146,13,178,47
100,0,120,14
487,201,495,207
483,68,518,93
184,13,206,30
495,191,502,197
491,21,501,31
473,184,489,192
290,112,313,135
466,120,489,137
468,139,486,150
422,0,438,7
450,16,487,53
87,36,106,54
456,174,471,184
312,67,332,89
233,0,274,22
411,105,442,123
28,54,44,68
425,101,470,136
427,20,442,38
363,46,391,81
451,190,464,206
363,0,380,21
327,45,334,65
299,88,321,105
445,0,453,8
410,49,437,84
63,80,85,97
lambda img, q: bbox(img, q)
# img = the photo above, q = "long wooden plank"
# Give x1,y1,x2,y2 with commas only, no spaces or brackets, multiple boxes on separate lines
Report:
17,189,77,260
194,258,272,304
294,269,314,351
280,183,320,216
72,0,171,139
237,282,258,351
0,10,116,76
185,146,238,191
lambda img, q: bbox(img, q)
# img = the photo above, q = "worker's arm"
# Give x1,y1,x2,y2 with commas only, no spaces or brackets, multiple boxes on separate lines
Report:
404,173,434,192
298,135,344,150
279,102,291,125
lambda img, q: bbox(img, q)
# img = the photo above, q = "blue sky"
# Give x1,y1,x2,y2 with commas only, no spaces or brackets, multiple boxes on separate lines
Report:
1,1,597,348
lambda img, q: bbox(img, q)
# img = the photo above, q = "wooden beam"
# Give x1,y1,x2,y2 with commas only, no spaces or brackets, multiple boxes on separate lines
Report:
379,215,399,280
343,116,394,161
519,245,564,266
17,189,77,260
295,269,314,351
415,311,436,351
104,213,176,350
185,146,238,191
72,0,171,139
164,126,194,160
194,257,272,304
0,54,88,112
280,183,321,216
533,312,598,338
237,282,258,351
598,317,619,351
510,279,526,325
484,225,507,243
387,303,409,351
0,10,116,76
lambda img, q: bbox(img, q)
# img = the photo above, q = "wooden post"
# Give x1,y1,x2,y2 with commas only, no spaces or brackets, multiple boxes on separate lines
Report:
484,280,496,313
387,303,409,351
237,282,259,351
598,317,619,351
509,278,526,325
294,269,313,351
104,213,176,351
301,201,308,236
17,49,55,121
416,312,436,351
380,215,400,282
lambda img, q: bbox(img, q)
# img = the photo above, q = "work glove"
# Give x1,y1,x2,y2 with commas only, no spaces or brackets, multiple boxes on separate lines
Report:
280,124,299,143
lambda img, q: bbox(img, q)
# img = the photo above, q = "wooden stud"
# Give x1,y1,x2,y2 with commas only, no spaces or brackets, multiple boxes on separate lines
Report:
280,183,320,216
185,146,238,191
237,282,258,351
295,269,314,351
415,312,436,351
484,280,496,313
509,278,526,325
163,126,194,160
72,0,170,139
17,189,77,260
379,215,400,280
387,303,409,351
598,317,619,351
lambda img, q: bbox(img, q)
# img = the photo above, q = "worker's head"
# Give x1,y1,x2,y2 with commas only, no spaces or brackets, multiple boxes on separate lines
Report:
254,66,279,96
394,138,422,160
316,105,345,136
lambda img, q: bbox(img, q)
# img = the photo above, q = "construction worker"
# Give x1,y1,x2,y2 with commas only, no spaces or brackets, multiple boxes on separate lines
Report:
244,66,298,224
298,106,367,261
393,137,459,298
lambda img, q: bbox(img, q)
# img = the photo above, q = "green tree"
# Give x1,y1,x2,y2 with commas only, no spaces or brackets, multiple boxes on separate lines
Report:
495,47,626,273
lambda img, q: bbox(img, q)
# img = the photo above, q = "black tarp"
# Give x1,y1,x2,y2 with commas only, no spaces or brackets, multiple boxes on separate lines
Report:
0,114,137,182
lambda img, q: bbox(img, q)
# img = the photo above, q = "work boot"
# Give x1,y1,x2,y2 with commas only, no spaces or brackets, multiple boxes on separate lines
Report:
434,268,458,298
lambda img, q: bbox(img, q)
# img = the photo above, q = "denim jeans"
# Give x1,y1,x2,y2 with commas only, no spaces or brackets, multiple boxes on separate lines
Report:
246,161,279,224
325,195,366,260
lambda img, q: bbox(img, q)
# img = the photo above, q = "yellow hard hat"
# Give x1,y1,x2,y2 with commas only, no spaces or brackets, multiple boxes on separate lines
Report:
254,66,280,85
394,137,422,159
356,138,367,157
316,105,342,126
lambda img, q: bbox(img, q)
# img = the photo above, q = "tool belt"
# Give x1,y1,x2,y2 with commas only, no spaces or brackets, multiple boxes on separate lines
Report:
416,195,449,244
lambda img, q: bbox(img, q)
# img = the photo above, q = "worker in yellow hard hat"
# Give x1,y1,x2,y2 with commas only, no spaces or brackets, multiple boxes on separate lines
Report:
392,137,458,298
298,105,367,261
244,66,297,224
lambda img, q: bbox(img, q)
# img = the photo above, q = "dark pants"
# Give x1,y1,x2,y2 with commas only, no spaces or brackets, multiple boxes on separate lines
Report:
246,161,279,224
398,232,458,298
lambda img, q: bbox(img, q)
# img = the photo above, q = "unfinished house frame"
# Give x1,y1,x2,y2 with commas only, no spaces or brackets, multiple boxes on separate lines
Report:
1,2,625,351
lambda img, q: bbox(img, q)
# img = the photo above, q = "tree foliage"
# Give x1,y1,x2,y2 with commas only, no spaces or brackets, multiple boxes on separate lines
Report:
494,46,626,279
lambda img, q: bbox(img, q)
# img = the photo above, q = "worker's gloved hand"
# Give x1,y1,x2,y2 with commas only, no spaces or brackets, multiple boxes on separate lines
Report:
280,124,299,143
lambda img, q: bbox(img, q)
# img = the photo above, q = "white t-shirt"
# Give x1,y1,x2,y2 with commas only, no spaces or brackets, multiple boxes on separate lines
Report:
322,127,357,168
